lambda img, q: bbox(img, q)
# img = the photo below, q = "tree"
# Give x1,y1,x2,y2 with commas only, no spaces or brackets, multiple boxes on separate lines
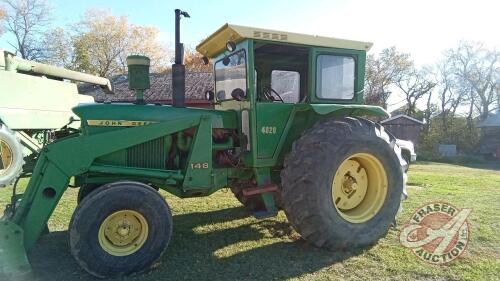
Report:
72,9,169,77
184,48,211,72
435,59,463,132
39,27,73,67
365,47,413,108
1,0,51,60
447,41,499,121
423,90,438,134
420,115,480,159
0,7,6,34
396,66,436,117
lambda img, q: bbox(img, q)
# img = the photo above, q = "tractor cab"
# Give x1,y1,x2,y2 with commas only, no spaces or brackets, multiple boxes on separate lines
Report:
197,24,383,165
197,24,373,106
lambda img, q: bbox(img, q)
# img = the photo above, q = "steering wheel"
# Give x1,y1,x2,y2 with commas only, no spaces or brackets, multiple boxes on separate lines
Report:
262,86,284,103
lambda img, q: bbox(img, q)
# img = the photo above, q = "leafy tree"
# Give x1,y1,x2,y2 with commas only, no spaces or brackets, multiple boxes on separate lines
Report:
72,9,169,77
420,115,480,159
39,27,73,67
184,47,211,72
0,6,6,34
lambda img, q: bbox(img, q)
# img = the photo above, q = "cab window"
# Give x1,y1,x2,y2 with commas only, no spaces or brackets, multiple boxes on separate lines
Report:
214,50,247,100
316,55,355,100
271,70,300,103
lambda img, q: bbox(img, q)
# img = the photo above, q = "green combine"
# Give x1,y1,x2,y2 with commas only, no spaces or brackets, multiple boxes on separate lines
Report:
0,9,406,279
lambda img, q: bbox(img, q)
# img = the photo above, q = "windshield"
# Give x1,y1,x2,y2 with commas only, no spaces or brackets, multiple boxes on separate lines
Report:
214,50,247,100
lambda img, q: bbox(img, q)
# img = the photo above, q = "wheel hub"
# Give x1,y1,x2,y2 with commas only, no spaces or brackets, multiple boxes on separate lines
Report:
98,210,149,256
341,175,357,195
332,153,388,223
0,140,13,175
117,224,130,237
334,159,368,211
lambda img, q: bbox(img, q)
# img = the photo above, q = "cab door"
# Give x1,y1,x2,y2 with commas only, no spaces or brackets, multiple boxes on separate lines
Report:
255,69,303,161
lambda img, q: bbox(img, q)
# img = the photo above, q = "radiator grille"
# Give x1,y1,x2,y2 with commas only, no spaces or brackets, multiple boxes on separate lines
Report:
127,137,167,169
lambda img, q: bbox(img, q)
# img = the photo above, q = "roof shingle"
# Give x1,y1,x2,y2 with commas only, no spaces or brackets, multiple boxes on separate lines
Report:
79,71,214,102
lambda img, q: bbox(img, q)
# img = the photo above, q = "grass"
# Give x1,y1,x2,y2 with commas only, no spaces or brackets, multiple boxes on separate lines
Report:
1,162,499,280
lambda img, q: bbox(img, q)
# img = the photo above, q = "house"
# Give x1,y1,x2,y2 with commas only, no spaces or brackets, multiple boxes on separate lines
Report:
79,71,213,107
477,111,500,159
380,114,424,148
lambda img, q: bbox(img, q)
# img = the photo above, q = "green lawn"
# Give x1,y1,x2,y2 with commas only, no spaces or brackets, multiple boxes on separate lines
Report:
1,162,499,281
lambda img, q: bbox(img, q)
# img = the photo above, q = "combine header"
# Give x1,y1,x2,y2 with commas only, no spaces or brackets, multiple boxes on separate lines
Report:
0,49,112,187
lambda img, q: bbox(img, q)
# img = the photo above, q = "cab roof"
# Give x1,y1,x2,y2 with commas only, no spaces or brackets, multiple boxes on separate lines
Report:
196,23,373,58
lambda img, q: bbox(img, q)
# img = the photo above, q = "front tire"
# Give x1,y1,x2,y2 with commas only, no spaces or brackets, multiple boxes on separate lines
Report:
69,181,173,278
77,184,100,204
281,117,405,250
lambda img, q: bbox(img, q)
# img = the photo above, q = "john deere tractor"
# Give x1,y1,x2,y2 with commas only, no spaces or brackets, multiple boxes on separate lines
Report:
0,9,406,279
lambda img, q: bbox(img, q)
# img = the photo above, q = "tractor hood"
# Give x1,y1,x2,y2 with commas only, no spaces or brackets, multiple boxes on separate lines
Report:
73,103,237,130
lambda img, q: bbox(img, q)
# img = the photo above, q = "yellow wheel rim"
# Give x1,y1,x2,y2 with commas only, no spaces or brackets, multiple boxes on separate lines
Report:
98,210,149,256
0,140,13,175
332,153,388,223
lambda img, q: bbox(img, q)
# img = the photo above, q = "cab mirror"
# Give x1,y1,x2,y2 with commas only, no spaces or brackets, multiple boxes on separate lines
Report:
231,88,246,101
205,90,215,101
216,90,226,101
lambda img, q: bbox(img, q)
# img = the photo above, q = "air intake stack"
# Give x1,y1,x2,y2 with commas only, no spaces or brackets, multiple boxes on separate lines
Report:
127,55,150,104
172,9,190,107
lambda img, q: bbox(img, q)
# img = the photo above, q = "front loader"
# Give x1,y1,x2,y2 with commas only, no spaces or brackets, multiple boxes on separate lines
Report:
0,9,406,279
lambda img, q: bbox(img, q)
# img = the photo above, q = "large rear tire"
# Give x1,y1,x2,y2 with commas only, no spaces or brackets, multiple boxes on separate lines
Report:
281,117,405,250
0,125,24,187
69,181,173,278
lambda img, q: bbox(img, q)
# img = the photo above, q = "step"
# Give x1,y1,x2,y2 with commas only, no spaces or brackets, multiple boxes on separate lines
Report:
242,183,278,196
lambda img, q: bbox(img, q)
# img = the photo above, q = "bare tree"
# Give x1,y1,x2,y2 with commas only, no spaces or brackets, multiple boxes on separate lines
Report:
423,89,436,133
435,59,463,132
2,0,51,60
495,81,500,111
365,47,412,108
396,66,436,117
447,41,499,121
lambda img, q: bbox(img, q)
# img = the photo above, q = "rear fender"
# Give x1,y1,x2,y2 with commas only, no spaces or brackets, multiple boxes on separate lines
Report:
307,104,389,118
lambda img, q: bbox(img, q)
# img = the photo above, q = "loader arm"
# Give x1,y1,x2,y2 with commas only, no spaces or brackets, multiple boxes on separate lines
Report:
0,115,207,278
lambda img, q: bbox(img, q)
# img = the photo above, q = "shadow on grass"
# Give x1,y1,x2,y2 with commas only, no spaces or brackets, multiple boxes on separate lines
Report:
29,207,366,281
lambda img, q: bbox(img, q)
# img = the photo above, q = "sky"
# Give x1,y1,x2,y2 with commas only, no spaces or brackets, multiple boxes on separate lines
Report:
1,0,499,110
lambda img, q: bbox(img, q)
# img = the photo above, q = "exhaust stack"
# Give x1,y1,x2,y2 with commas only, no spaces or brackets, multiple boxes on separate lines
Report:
172,9,190,107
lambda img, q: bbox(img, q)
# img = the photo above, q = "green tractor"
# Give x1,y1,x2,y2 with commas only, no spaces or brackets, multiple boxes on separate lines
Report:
0,9,407,279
